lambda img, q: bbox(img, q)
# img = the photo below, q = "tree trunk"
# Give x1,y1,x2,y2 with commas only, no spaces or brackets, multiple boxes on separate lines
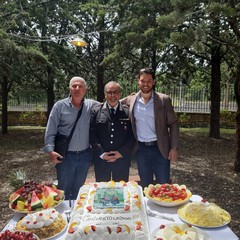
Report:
209,44,221,138
234,62,240,172
46,86,55,120
1,76,8,134
209,16,221,139
97,65,104,102
96,17,105,102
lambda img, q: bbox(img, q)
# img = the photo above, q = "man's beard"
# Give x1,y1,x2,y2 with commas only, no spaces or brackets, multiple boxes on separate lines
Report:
140,86,153,94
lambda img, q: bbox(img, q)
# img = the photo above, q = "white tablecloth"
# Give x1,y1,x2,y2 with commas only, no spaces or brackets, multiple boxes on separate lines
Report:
146,195,239,240
3,195,239,240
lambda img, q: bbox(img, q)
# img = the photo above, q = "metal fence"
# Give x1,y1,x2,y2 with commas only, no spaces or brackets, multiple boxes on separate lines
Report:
6,85,237,112
164,86,237,112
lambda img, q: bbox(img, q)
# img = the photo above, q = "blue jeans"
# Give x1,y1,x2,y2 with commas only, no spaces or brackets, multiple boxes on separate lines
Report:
55,148,90,200
135,144,170,189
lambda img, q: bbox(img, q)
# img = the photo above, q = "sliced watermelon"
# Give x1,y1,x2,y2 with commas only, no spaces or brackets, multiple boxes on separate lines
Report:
10,193,20,205
43,186,58,200
15,186,25,195
31,191,43,210
48,186,64,200
10,187,25,205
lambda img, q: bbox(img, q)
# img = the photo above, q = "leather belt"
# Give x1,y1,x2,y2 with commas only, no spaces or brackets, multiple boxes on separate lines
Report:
138,141,158,146
67,147,90,154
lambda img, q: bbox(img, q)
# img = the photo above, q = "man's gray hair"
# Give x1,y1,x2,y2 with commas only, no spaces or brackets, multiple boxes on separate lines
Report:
69,76,87,87
104,81,122,93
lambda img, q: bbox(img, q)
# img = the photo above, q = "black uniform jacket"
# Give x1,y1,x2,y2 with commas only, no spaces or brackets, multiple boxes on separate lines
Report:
90,102,135,159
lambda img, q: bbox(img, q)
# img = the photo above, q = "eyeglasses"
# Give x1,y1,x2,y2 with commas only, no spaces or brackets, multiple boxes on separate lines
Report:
106,91,121,95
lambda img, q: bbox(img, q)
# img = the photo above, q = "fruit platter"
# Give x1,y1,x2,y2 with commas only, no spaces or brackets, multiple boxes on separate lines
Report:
144,183,192,207
9,180,65,213
0,230,39,240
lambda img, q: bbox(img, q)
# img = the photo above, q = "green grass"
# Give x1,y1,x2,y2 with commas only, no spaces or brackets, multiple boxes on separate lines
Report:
180,127,235,135
0,126,45,151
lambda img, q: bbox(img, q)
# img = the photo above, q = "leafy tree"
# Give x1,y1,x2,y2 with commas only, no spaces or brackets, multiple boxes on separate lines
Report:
223,1,240,172
198,0,240,171
69,0,125,101
0,28,49,134
19,0,83,116
0,30,19,134
167,0,240,171
0,0,87,121
155,0,231,138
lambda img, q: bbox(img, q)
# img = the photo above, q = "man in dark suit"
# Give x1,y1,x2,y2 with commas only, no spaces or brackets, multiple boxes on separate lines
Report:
90,81,135,182
121,67,179,188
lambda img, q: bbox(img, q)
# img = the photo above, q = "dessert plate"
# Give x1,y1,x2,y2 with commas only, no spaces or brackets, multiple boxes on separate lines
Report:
147,196,191,207
144,183,192,207
178,213,231,229
44,218,67,240
151,223,212,240
177,201,231,228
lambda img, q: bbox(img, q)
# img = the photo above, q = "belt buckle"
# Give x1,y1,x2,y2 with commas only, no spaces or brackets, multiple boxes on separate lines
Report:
138,141,157,146
146,141,157,146
145,142,152,146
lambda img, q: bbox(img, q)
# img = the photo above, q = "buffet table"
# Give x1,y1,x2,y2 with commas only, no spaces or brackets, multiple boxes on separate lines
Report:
3,195,239,240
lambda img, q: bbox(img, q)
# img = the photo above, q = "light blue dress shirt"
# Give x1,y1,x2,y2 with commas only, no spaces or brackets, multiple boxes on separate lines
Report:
42,97,99,153
134,93,157,142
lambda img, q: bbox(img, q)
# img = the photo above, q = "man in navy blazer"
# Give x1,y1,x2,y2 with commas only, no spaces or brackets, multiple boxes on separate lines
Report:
90,81,135,182
121,68,179,188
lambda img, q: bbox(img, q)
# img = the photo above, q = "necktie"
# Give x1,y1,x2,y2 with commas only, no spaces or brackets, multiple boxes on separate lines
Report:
110,108,115,118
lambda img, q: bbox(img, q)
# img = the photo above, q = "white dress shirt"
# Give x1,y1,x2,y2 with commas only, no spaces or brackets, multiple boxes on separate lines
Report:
134,94,157,142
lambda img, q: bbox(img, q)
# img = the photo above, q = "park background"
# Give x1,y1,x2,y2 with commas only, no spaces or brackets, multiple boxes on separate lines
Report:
0,0,240,238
